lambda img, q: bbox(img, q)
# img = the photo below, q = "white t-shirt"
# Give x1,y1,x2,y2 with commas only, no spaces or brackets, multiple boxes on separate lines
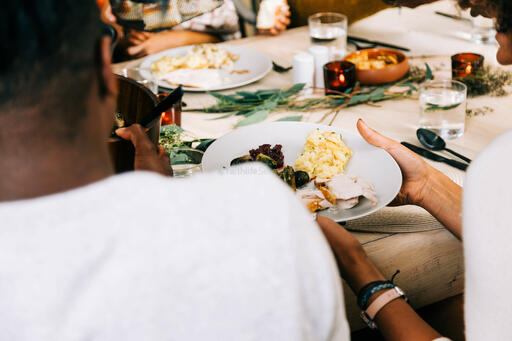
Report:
464,130,512,340
0,165,349,341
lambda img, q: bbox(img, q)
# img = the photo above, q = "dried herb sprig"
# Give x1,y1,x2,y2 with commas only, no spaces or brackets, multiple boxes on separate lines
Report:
466,106,494,117
187,64,433,128
455,66,512,97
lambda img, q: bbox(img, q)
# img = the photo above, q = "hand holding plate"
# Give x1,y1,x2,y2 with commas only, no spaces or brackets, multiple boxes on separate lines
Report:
356,119,430,207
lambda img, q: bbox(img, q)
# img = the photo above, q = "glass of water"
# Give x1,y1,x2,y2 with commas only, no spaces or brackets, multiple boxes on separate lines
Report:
308,12,348,60
170,148,203,178
419,80,467,140
471,15,497,45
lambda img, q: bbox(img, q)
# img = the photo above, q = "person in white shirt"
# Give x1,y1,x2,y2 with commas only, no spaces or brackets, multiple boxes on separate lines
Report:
3,1,510,341
325,2,512,340
0,1,353,340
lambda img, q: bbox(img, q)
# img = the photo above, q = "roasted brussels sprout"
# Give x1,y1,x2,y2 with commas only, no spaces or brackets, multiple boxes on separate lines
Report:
230,155,253,166
277,166,296,189
294,171,310,188
255,153,278,169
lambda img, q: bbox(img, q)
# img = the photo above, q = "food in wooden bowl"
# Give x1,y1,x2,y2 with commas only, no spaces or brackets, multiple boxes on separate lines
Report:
108,75,160,173
343,48,409,85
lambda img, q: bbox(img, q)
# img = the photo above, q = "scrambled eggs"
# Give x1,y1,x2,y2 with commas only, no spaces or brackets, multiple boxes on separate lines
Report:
295,129,353,179
152,44,239,74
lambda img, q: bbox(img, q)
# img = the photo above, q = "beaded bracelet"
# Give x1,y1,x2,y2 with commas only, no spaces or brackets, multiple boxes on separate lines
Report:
357,281,395,310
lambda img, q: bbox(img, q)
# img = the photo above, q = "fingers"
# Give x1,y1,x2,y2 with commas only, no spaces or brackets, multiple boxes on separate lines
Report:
356,118,400,151
158,146,173,176
116,125,172,175
126,43,148,57
116,124,156,155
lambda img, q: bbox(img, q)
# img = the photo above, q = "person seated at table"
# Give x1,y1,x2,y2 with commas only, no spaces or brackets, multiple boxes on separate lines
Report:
320,2,512,340
0,1,353,339
108,0,241,61
258,0,438,36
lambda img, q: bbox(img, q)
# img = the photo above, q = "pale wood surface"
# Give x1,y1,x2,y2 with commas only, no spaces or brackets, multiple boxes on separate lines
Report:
113,1,512,330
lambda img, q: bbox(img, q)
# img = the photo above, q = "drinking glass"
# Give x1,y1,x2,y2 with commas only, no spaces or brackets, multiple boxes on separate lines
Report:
419,80,467,140
308,12,348,60
120,67,159,94
170,148,203,178
470,16,497,45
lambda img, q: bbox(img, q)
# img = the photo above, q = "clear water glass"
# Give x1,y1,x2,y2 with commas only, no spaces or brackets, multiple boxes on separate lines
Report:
308,12,348,60
471,16,497,45
170,148,203,178
419,80,467,140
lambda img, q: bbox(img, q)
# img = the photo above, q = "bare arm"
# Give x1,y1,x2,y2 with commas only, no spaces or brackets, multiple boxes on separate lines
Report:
123,30,220,59
318,216,443,341
418,168,462,239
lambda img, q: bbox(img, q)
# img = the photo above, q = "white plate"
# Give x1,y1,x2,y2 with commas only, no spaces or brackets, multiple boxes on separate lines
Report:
139,45,272,92
202,122,402,222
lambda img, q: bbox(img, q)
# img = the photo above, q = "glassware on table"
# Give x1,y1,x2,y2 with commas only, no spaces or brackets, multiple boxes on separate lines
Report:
170,148,203,178
323,61,356,95
419,80,467,140
120,67,159,94
157,93,182,127
308,12,348,60
470,16,497,45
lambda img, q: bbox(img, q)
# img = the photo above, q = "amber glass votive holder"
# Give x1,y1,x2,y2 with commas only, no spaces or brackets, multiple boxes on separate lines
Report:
451,53,484,78
157,93,182,127
323,61,356,95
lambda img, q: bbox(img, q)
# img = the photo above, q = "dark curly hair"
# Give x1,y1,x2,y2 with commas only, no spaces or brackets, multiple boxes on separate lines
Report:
458,0,512,33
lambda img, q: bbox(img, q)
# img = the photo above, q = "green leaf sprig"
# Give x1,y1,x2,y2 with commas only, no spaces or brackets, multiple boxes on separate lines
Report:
187,64,433,128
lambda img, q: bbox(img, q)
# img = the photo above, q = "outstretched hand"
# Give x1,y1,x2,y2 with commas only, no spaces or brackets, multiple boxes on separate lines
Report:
357,119,431,206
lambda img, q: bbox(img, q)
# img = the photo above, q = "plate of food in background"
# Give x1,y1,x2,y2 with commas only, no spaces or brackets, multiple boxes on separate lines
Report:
139,44,273,92
202,122,402,222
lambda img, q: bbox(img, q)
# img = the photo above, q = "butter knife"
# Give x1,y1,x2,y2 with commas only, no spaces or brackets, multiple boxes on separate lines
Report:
401,142,468,171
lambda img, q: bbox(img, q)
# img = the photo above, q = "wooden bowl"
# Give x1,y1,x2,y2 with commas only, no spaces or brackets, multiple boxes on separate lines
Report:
108,75,160,173
343,48,409,85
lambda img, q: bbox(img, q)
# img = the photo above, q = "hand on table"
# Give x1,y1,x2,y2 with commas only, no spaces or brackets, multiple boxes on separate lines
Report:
123,30,172,59
122,30,219,59
116,124,173,176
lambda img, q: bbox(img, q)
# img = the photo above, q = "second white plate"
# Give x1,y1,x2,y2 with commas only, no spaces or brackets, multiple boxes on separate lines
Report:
139,45,272,92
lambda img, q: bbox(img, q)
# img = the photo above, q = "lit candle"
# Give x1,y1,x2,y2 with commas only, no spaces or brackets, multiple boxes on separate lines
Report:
157,93,182,127
451,53,484,78
323,61,356,95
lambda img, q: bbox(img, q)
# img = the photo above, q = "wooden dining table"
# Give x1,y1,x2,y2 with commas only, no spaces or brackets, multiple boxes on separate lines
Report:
113,0,512,330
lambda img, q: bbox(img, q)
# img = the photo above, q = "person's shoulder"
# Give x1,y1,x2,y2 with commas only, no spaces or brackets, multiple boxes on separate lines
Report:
466,129,512,185
116,164,300,210
464,129,512,233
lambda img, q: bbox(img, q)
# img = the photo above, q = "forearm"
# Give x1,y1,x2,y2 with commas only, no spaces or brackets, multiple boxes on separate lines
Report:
374,298,442,341
165,30,220,46
342,250,442,341
419,167,463,239
318,216,445,341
